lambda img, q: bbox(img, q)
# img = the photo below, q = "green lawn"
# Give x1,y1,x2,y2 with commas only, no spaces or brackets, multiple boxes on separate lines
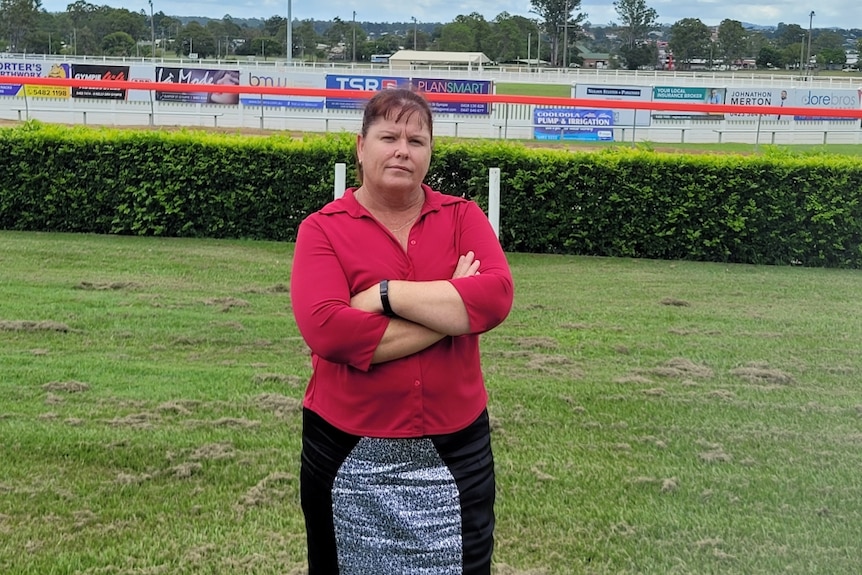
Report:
2,231,862,574
496,82,571,98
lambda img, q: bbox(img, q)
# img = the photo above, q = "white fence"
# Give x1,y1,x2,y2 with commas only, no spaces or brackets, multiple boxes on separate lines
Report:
1,56,861,145
4,96,860,145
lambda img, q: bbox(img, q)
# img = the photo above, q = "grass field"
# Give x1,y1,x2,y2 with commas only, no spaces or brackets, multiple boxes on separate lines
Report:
2,231,862,574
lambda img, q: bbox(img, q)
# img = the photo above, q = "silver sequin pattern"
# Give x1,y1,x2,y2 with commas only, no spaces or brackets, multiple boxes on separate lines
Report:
332,437,463,574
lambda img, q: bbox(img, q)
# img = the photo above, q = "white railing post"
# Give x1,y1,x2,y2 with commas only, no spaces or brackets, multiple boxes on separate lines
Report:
334,163,347,199
488,167,500,238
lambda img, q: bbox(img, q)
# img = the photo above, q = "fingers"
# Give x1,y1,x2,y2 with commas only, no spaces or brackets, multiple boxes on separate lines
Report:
452,251,480,279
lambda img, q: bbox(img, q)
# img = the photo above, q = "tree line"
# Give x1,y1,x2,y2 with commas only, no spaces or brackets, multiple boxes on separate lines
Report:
1,0,860,69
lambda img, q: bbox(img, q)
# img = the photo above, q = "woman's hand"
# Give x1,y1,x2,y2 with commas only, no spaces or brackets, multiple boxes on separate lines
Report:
452,251,480,279
350,282,383,314
350,251,479,314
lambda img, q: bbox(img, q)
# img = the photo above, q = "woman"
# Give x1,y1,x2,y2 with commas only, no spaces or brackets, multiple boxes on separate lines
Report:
290,88,514,574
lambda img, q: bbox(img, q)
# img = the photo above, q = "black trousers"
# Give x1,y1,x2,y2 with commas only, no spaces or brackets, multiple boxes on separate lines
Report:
301,408,495,575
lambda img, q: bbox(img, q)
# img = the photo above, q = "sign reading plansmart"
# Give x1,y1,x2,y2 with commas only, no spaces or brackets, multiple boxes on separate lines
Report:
411,78,492,114
533,108,614,141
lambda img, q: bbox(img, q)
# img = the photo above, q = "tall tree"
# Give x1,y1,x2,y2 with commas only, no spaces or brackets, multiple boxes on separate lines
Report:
716,19,747,68
613,0,657,50
486,13,526,62
1,0,42,51
756,44,785,69
293,19,322,60
668,18,709,70
100,30,134,56
774,22,806,49
530,0,586,66
437,21,475,52
436,13,492,54
177,21,215,58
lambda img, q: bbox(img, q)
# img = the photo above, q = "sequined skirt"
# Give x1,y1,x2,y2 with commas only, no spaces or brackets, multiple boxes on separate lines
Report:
301,409,495,575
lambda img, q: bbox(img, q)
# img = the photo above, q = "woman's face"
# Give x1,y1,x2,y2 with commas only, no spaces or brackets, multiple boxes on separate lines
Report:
357,109,432,195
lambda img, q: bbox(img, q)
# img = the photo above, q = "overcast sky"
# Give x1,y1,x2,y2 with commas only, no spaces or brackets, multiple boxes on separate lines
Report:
39,0,855,30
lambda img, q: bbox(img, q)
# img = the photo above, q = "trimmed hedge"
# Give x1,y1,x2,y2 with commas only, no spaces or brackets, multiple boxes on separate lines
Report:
2,121,861,267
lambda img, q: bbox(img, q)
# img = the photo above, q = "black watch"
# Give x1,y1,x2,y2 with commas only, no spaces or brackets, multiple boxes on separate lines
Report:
379,280,395,317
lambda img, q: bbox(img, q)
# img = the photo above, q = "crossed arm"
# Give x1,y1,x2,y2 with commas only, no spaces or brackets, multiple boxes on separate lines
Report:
350,252,481,364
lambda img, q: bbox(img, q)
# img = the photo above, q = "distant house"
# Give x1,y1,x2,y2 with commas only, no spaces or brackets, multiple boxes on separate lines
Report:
503,58,550,67
387,50,493,70
574,43,610,69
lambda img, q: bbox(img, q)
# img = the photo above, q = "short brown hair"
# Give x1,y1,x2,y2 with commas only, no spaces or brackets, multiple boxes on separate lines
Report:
360,88,434,139
356,88,434,183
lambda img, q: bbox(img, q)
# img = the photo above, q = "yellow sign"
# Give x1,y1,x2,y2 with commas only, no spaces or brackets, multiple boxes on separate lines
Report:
23,85,71,98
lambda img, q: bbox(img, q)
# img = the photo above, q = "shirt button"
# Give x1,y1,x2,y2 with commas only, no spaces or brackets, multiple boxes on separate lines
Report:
410,240,416,245
414,380,421,387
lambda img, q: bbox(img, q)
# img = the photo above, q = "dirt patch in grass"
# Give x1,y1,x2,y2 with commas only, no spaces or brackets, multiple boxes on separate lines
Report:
730,363,795,385
646,357,714,379
511,336,559,349
254,393,302,418
189,442,236,461
253,373,305,387
106,412,159,429
236,471,295,510
203,297,250,311
0,320,71,332
42,381,90,393
74,281,141,290
660,297,691,307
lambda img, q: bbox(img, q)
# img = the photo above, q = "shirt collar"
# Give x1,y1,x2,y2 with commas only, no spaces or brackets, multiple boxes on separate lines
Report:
319,184,461,218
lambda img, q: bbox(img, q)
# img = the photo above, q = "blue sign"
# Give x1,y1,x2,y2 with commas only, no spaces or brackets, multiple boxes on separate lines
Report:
324,75,410,110
323,75,492,114
412,78,492,115
239,97,324,109
533,108,615,141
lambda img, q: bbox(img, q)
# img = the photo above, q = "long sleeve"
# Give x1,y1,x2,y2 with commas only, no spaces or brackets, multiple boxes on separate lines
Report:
448,201,514,333
290,214,389,371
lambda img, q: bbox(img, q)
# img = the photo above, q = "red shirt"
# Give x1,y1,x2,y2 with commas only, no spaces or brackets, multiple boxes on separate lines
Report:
290,185,514,438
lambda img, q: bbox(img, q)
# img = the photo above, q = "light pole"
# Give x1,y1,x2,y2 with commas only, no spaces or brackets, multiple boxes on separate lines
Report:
286,0,292,63
411,16,417,50
352,11,356,63
148,0,155,58
806,10,815,75
799,33,805,73
562,0,569,68
537,23,541,65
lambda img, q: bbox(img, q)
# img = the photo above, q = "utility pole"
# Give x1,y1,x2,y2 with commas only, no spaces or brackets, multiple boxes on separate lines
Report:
352,11,357,62
286,0,292,64
148,0,155,58
562,0,569,68
806,10,815,76
799,33,805,73
412,16,417,50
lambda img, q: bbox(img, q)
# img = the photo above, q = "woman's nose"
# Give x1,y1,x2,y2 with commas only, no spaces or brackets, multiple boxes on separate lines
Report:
394,138,408,158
